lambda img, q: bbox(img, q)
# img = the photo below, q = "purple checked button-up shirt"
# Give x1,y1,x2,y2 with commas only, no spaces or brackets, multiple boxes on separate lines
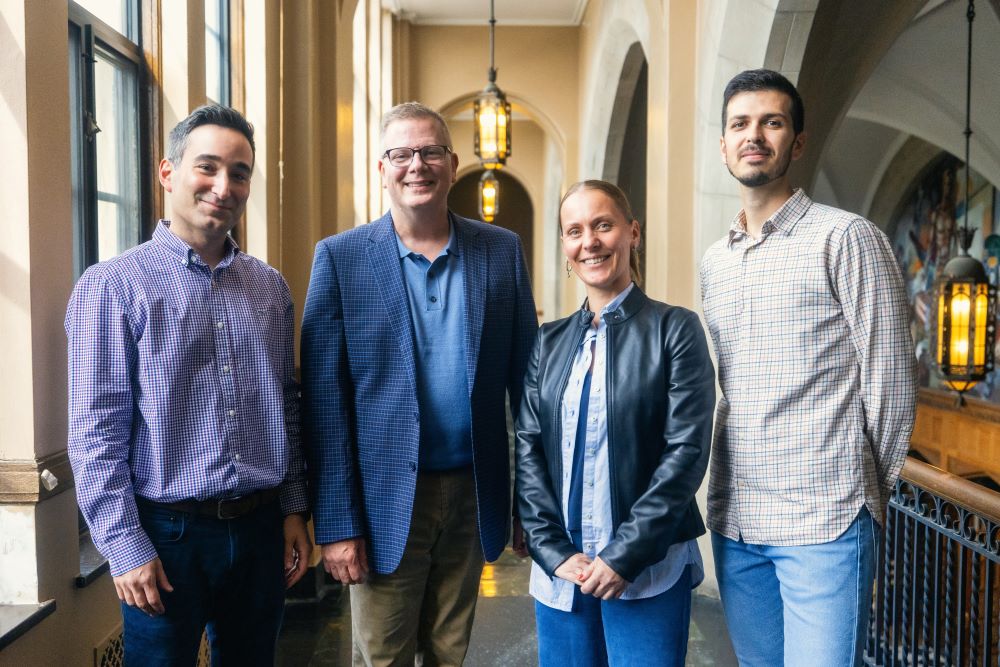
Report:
66,222,307,576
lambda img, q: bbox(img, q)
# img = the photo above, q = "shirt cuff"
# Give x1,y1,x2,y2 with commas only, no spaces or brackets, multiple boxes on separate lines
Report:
103,530,159,577
279,481,309,517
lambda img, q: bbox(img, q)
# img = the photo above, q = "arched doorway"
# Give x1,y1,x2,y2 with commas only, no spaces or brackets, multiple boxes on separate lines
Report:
449,169,535,283
603,42,648,288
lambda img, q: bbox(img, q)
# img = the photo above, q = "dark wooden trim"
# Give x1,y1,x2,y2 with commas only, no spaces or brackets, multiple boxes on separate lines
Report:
918,387,1000,424
142,0,164,225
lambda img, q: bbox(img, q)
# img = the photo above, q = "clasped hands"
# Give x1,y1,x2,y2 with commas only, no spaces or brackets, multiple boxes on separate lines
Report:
554,552,628,600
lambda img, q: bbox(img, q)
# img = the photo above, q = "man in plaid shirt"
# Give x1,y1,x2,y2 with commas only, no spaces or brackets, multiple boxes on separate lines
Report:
700,69,916,666
67,105,310,665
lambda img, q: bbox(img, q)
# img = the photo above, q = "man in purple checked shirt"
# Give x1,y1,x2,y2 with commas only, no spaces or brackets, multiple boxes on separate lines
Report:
66,105,310,666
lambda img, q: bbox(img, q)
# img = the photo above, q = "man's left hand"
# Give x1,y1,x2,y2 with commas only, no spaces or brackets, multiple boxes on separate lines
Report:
283,513,312,588
579,556,628,600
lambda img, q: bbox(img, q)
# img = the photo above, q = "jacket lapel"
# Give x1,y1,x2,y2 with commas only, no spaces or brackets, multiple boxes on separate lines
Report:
455,215,486,396
366,213,418,388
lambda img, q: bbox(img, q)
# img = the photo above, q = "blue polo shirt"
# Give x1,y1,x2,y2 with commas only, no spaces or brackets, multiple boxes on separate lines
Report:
395,221,473,471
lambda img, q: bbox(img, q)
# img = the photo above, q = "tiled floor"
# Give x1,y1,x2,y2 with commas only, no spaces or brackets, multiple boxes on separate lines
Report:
277,551,737,666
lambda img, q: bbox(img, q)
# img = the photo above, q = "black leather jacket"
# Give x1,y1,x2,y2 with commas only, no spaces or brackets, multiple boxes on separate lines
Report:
515,287,715,582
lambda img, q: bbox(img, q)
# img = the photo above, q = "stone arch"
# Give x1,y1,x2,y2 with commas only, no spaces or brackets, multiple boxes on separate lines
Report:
449,169,535,283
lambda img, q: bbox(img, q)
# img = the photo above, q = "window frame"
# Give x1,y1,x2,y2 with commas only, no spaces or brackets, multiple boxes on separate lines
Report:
68,1,155,276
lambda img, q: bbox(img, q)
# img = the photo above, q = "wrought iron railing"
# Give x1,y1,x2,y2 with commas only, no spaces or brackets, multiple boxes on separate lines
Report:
865,458,1000,666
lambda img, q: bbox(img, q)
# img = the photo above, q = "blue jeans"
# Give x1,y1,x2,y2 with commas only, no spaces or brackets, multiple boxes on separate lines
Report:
534,565,692,667
712,507,877,667
122,500,286,667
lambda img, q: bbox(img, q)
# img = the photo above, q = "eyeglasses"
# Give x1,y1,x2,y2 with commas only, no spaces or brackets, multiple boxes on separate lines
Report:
382,145,452,167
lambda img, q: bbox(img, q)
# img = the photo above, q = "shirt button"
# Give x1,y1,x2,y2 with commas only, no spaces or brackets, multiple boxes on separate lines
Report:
181,260,188,266
228,409,235,417
222,365,230,373
216,321,225,329
590,417,597,423
429,296,438,303
234,453,241,461
585,513,592,520
586,481,593,488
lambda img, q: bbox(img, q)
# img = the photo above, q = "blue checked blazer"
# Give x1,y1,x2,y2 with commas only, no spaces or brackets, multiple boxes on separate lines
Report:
301,211,538,574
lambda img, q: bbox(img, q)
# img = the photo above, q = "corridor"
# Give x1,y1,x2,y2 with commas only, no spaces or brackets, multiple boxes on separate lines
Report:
276,551,737,666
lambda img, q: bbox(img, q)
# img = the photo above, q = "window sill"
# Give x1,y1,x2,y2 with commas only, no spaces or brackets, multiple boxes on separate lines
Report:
0,600,56,651
75,533,109,588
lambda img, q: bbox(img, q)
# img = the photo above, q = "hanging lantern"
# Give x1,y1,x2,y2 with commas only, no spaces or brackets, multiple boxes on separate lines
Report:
933,0,997,403
473,0,511,169
935,231,997,400
478,170,499,223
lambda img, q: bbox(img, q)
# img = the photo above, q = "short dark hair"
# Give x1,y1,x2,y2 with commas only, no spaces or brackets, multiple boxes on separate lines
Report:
722,69,804,135
166,104,255,165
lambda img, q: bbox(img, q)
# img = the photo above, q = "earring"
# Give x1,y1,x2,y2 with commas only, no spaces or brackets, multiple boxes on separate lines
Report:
565,260,572,278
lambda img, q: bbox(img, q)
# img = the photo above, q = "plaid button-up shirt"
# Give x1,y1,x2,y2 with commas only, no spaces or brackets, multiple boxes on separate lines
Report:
66,222,308,575
700,190,916,545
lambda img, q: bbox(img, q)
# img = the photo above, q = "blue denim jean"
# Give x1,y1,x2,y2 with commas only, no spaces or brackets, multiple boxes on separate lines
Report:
122,500,286,667
712,507,877,667
534,565,692,667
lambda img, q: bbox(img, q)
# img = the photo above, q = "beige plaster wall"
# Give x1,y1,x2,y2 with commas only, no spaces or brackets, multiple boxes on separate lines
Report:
1,2,120,655
575,0,699,310
407,24,578,162
405,23,580,319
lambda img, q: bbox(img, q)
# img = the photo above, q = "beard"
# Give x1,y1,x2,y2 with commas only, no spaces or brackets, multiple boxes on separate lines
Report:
726,145,794,188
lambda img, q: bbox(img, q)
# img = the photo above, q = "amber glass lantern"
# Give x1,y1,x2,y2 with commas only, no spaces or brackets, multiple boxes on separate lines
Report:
935,231,997,401
473,0,511,170
478,170,499,223
474,87,511,170
934,0,997,403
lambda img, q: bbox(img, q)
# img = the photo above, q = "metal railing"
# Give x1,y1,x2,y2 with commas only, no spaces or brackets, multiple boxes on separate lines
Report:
865,458,1000,666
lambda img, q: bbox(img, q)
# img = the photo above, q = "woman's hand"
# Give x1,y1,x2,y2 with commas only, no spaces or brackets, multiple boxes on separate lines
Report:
554,553,593,584
579,557,628,599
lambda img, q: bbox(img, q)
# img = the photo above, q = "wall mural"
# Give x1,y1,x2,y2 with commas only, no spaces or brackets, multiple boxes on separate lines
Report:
891,156,1000,403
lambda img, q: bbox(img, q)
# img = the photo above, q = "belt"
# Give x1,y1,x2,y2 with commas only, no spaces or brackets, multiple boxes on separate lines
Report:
139,487,280,520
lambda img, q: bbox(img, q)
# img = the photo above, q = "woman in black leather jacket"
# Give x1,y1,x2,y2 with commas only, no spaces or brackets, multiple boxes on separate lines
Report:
515,180,716,666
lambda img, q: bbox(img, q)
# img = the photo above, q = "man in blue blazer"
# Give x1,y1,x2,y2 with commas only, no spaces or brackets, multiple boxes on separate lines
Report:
301,102,537,666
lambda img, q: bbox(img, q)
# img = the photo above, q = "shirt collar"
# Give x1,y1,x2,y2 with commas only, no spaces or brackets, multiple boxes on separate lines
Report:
154,220,240,267
602,282,635,315
580,282,636,329
727,188,812,246
394,217,459,260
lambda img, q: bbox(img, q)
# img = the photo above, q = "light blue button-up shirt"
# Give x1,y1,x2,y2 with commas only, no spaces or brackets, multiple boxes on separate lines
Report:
529,283,703,611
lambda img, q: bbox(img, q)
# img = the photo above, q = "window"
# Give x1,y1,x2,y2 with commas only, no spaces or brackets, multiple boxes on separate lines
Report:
68,1,147,277
205,0,231,105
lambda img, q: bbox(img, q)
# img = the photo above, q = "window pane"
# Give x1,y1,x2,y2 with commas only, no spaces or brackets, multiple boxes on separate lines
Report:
205,0,230,105
74,0,136,41
94,47,141,261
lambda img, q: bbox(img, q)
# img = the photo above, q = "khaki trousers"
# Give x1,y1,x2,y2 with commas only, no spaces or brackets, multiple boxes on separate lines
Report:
351,467,485,667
